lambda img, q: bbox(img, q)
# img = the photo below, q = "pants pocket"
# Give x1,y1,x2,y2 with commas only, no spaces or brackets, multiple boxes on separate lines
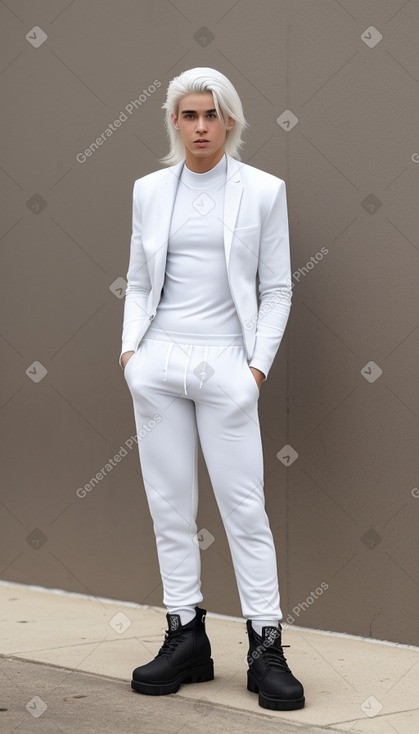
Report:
123,345,143,383
242,357,260,398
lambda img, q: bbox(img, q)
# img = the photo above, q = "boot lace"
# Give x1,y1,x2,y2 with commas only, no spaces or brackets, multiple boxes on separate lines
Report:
157,630,183,657
263,642,292,673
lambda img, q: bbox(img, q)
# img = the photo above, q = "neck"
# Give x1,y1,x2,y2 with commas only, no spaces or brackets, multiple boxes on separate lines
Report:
184,148,225,173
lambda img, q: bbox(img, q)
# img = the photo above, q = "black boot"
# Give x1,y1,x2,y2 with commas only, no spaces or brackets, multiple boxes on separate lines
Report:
131,607,214,695
246,621,305,710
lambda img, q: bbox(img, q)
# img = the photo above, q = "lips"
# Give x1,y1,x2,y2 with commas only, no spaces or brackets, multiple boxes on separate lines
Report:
195,139,209,143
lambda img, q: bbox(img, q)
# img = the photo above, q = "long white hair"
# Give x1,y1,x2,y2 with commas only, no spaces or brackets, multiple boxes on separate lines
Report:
160,67,248,166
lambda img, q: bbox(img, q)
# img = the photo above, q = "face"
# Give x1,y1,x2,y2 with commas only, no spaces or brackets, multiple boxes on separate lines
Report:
171,92,235,169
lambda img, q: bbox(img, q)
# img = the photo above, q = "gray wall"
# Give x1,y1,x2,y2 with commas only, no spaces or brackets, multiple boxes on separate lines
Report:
1,0,418,646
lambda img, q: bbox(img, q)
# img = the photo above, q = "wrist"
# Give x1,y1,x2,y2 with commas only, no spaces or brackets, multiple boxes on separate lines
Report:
121,350,135,370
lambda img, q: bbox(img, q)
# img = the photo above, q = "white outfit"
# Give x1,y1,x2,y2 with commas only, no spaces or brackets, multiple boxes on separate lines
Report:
120,154,292,379
122,153,292,623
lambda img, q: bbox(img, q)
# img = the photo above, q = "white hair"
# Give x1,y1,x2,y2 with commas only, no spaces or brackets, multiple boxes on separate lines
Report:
160,67,248,166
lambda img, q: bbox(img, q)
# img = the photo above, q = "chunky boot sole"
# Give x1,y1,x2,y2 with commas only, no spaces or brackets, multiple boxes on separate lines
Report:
247,670,305,710
131,660,214,695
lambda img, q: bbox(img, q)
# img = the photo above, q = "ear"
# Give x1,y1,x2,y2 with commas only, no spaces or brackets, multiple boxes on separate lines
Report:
170,112,179,129
225,116,235,131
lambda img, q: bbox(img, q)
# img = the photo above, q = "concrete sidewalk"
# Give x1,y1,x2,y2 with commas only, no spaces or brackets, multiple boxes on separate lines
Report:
0,582,418,733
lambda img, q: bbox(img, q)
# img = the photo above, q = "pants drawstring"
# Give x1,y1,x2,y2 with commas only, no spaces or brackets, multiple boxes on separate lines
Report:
199,345,209,389
162,342,212,393
163,342,174,382
183,344,193,395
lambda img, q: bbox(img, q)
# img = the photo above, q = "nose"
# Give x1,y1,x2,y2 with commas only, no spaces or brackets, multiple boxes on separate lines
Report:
196,116,208,133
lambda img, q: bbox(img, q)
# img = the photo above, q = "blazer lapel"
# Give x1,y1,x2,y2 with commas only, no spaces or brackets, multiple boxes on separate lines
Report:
155,159,184,248
223,155,244,267
150,161,184,307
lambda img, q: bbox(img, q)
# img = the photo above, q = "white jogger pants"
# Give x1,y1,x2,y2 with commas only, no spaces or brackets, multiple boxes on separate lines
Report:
124,336,282,622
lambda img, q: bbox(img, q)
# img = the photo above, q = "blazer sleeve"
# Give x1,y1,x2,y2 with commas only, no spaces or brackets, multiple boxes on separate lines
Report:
119,180,152,366
248,179,292,378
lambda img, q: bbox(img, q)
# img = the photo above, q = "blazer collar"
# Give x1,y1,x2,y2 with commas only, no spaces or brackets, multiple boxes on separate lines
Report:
156,154,244,266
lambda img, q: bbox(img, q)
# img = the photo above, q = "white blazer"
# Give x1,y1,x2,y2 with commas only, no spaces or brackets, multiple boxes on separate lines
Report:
120,154,292,378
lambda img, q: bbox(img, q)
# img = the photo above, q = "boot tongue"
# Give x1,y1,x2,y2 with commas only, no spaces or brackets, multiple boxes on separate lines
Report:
167,613,181,633
262,626,280,647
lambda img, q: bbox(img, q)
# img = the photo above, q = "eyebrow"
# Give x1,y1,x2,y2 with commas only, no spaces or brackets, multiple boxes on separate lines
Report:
180,108,217,115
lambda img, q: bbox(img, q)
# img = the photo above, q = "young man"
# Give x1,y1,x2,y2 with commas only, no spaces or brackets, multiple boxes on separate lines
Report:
120,67,304,711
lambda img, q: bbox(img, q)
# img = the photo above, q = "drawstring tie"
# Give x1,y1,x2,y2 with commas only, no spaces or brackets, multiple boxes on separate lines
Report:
199,346,209,389
163,342,174,382
163,342,209,395
183,344,193,395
